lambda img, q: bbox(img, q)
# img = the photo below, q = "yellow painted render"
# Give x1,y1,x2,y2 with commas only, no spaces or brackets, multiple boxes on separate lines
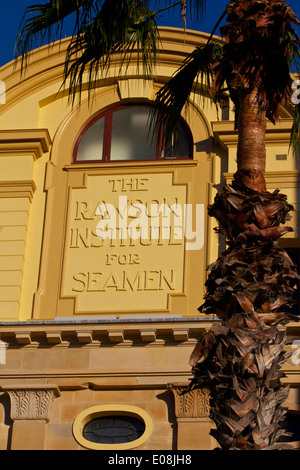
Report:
0,27,298,321
0,27,300,451
0,29,214,321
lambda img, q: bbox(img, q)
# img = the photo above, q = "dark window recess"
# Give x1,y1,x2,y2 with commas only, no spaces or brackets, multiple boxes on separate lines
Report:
285,249,300,317
74,105,193,163
278,413,300,442
83,416,145,445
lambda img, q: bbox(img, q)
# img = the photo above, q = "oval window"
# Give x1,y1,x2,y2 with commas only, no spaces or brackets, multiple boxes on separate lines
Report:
74,105,193,162
83,415,145,445
73,405,153,450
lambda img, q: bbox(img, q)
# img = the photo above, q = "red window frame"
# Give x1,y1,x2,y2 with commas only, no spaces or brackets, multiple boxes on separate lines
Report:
73,104,193,163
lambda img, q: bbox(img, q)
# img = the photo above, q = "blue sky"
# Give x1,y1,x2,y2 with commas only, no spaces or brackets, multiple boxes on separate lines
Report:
0,0,299,67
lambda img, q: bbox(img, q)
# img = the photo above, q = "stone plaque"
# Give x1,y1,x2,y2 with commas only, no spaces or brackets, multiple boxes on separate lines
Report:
61,173,187,313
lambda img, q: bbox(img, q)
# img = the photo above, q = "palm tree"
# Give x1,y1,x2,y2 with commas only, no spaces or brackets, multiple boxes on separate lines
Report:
164,0,300,449
15,0,300,450
15,0,200,102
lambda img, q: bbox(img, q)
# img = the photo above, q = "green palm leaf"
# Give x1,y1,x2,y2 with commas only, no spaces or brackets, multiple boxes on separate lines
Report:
288,33,300,150
150,39,223,150
290,102,300,149
63,0,160,104
15,0,300,151
16,1,209,103
150,8,226,149
15,0,96,70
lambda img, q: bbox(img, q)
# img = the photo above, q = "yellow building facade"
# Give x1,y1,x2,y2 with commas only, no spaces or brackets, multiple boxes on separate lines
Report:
0,27,299,450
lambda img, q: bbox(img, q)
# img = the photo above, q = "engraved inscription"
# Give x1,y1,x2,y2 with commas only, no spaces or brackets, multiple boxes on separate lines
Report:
61,173,187,312
72,270,176,292
109,177,149,192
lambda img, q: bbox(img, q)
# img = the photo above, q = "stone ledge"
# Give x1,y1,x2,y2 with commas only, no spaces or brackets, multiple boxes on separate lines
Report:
0,129,51,160
0,319,215,347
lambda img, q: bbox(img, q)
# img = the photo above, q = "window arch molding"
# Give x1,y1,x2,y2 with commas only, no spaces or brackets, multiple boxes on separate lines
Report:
32,85,211,320
73,103,193,163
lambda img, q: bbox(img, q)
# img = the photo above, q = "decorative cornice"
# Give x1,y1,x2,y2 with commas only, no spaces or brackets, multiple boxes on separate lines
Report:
224,170,300,187
64,159,198,172
0,319,215,348
167,384,210,420
0,180,37,201
2,384,60,422
0,129,51,160
118,79,154,100
212,119,293,149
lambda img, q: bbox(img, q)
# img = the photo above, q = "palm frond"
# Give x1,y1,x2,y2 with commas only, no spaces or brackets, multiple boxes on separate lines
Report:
290,102,300,150
15,0,208,106
150,40,223,150
63,0,160,104
149,7,226,150
215,1,300,139
286,31,300,73
288,35,300,149
152,0,206,20
15,0,96,70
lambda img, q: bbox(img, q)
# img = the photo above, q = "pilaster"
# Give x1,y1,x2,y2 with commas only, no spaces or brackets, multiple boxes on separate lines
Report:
168,384,213,450
3,384,60,450
0,129,51,321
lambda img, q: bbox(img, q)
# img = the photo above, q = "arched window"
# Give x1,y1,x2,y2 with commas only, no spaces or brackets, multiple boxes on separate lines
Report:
74,105,193,162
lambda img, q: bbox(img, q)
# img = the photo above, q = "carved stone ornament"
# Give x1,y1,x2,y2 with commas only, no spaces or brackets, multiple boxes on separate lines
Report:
3,384,60,422
168,384,210,420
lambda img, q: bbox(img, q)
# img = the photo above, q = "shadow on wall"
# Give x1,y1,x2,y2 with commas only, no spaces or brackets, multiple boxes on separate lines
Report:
157,389,177,450
0,393,13,450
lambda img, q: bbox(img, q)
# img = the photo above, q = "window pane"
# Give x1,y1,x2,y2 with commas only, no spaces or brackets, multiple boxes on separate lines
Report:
110,107,156,161
77,117,105,161
278,413,300,442
285,249,300,316
83,416,145,445
162,125,191,158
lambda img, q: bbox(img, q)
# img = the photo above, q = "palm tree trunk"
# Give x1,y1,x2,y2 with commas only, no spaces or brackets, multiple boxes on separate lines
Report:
182,0,300,451
236,89,266,193
187,90,299,450
187,174,298,449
